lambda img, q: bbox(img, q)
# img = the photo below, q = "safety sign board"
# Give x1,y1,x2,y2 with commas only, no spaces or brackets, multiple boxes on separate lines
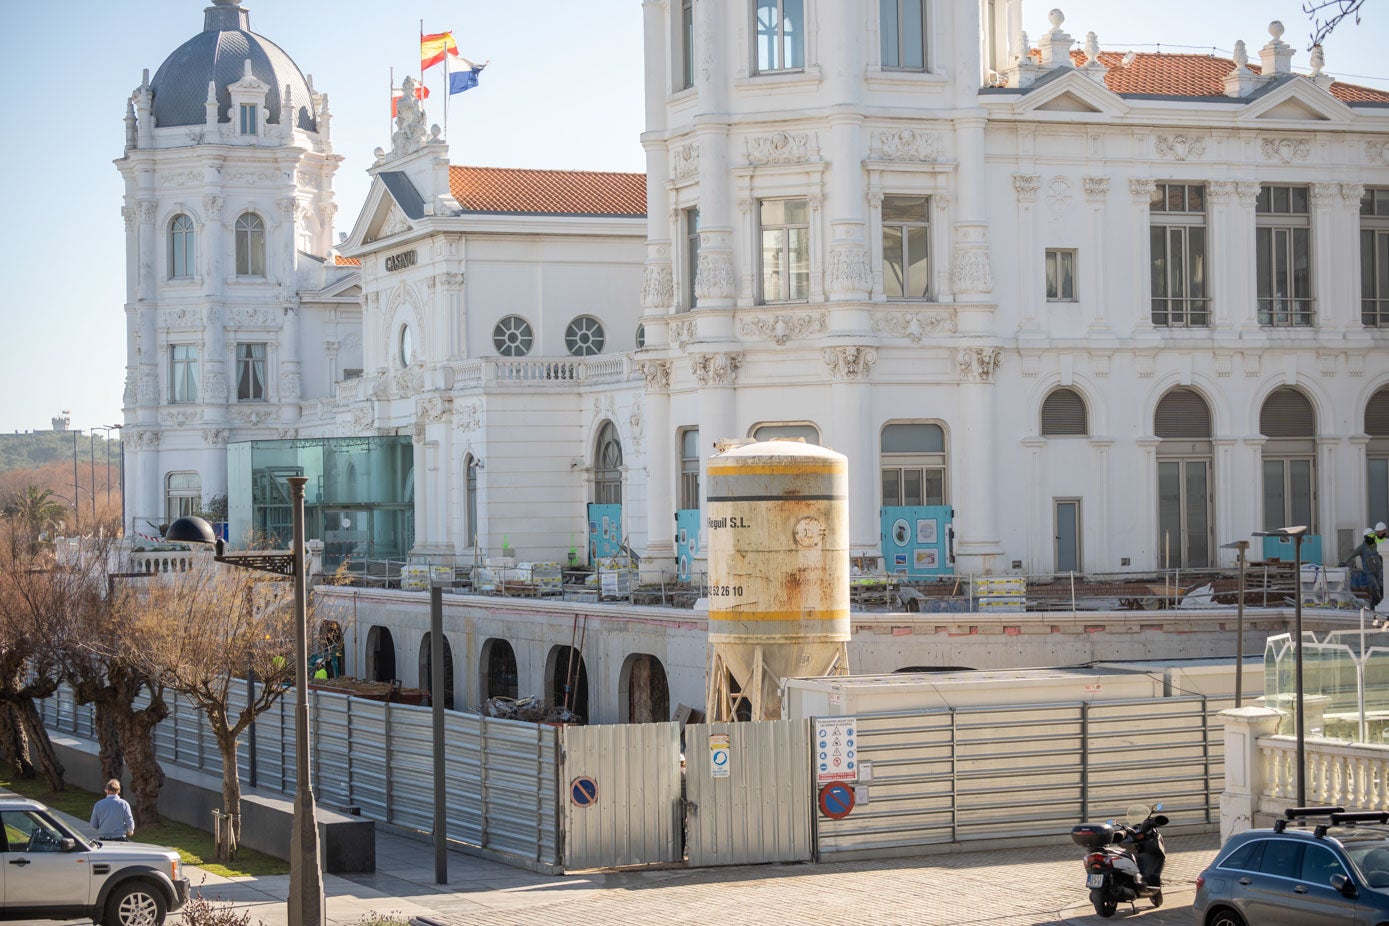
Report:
570,776,598,808
709,733,731,779
815,717,858,783
818,782,856,819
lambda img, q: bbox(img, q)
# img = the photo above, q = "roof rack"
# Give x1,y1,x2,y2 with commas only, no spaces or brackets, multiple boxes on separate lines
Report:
1274,806,1346,833
1331,812,1389,826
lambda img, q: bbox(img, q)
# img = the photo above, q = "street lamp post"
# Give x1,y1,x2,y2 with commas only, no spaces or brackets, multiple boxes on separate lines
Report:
94,425,122,513
1220,539,1250,707
1254,525,1309,806
164,476,324,926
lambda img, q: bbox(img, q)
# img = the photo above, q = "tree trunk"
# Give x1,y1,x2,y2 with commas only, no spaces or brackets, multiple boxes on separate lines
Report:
16,698,64,791
113,708,166,827
0,703,33,779
94,703,124,784
214,727,242,860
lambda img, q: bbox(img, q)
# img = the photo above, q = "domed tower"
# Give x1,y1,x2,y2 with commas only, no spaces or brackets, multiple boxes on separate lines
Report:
117,0,345,538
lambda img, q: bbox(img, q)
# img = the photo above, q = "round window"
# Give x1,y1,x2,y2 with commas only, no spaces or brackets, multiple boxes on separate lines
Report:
635,323,646,349
565,316,605,357
492,316,534,357
399,324,414,366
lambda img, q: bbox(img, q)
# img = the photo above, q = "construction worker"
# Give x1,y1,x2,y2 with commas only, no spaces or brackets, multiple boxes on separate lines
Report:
1342,527,1384,609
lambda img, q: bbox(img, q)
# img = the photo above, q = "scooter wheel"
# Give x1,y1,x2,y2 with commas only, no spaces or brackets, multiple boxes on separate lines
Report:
1090,888,1117,918
1151,891,1163,908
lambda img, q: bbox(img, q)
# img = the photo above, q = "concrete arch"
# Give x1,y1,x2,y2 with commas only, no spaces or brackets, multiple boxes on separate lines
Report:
546,644,589,721
417,632,455,709
618,653,670,724
1354,377,1389,432
1143,374,1229,438
1024,373,1107,438
1246,377,1335,437
479,638,518,702
382,280,425,364
365,625,396,683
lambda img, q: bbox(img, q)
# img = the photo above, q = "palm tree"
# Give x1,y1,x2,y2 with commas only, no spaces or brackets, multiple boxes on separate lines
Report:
2,486,68,539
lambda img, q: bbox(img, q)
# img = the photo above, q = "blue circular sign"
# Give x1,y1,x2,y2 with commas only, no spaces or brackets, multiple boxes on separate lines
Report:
818,782,855,819
571,776,598,808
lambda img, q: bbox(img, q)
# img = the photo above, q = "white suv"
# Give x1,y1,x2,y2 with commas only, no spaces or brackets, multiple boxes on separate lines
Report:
0,797,188,926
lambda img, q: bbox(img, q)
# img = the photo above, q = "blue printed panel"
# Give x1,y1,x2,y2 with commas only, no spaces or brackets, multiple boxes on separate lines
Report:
675,508,701,581
587,503,623,562
1261,533,1324,566
881,506,953,577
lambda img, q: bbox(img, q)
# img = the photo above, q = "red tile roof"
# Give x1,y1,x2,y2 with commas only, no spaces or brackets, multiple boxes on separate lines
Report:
447,166,647,217
333,254,360,266
1047,49,1389,103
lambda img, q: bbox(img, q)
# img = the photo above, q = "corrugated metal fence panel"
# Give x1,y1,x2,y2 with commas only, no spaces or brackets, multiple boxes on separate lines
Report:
446,712,486,847
387,703,436,831
346,699,389,822
685,719,812,866
561,722,681,870
313,692,353,809
817,698,1228,858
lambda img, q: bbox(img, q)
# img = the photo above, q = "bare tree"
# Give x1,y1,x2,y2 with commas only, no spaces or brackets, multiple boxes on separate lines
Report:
119,557,304,858
1303,0,1368,48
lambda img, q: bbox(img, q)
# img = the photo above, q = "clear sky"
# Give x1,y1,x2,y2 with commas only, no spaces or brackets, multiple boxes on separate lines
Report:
0,0,1383,435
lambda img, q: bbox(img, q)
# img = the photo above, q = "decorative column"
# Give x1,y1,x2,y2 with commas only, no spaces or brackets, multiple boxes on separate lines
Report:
950,114,993,322
824,347,878,552
639,360,676,580
1083,177,1111,333
1317,437,1339,557
1342,183,1369,338
136,428,163,536
1311,183,1340,333
1214,438,1238,563
1128,178,1158,338
437,272,466,360
693,352,742,554
693,0,734,328
1243,436,1268,536
824,5,869,321
931,194,954,305
954,347,1005,574
1013,175,1041,334
1022,437,1046,572
279,304,301,423
1089,439,1114,571
1206,181,1238,331
1233,181,1264,333
1136,438,1161,566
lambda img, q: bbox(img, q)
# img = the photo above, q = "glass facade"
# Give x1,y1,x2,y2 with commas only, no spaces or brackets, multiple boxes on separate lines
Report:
227,436,414,569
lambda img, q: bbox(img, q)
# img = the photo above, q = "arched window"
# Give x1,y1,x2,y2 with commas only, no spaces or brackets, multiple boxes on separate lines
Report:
1367,387,1389,527
594,422,623,505
480,639,518,701
1261,387,1317,532
165,471,201,523
418,633,455,709
234,213,265,276
1040,388,1088,437
365,626,396,682
751,422,820,444
1154,388,1213,568
880,422,946,506
168,214,195,278
465,454,479,548
547,644,589,721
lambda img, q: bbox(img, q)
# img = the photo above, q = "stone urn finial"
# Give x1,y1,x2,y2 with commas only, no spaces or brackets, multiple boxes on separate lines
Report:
1048,8,1065,31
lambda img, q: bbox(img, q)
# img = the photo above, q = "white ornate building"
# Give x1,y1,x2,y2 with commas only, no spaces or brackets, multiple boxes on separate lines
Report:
124,0,1389,581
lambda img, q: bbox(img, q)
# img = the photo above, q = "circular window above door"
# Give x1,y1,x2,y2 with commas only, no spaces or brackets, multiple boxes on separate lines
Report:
565,316,605,356
492,316,534,357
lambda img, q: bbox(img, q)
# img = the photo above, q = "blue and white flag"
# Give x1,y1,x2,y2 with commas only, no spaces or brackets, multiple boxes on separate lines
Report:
449,57,486,94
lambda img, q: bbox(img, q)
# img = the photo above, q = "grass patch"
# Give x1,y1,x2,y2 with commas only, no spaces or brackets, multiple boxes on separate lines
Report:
0,769,289,878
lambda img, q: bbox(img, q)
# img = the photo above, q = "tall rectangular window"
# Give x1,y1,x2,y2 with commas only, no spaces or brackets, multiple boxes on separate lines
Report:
170,345,199,404
754,0,804,73
882,195,930,299
166,472,201,524
1150,182,1209,327
1362,188,1389,327
236,342,266,401
239,103,257,135
684,207,700,311
679,0,695,90
168,214,196,279
679,428,700,510
1045,249,1077,301
1263,457,1316,532
759,198,810,303
1256,185,1313,326
880,0,926,69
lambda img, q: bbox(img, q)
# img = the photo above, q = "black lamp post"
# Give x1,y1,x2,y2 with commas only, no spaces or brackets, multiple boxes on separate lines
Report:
1254,525,1308,806
164,476,324,926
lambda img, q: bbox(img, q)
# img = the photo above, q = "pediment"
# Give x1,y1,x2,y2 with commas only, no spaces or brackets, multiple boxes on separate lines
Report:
340,175,421,254
1240,77,1355,125
1013,69,1127,118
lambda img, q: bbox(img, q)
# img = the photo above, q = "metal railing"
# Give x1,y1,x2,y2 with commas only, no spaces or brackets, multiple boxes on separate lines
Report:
1258,297,1316,327
1152,297,1211,328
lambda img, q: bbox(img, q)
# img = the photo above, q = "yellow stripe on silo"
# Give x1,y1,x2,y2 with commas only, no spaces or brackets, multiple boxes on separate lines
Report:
706,463,842,476
709,609,850,622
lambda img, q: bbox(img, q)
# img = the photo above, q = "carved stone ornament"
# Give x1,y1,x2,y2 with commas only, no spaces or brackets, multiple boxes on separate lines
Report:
690,352,742,386
1129,178,1158,203
121,206,137,227
159,409,199,428
1013,174,1041,203
694,252,735,300
739,312,828,346
1261,137,1311,164
412,419,427,444
1082,177,1111,201
628,402,644,450
223,168,282,185
1045,177,1074,216
871,310,959,343
668,319,695,350
160,307,204,329
139,201,158,223
202,428,229,447
123,376,137,407
203,195,224,218
745,131,816,166
391,76,428,157
1206,180,1238,203
380,204,412,238
951,248,993,294
671,142,700,180
351,405,374,431
1236,180,1263,205
1342,182,1366,203
457,402,481,432
827,245,872,294
1367,141,1388,165
139,373,159,405
157,170,201,188
280,371,301,401
958,347,1003,382
1154,134,1207,161
132,429,161,450
390,364,426,397
1311,182,1340,203
233,407,276,426
204,371,228,404
228,307,276,327
641,263,674,308
874,128,939,162
638,359,672,391
439,272,466,290
823,346,877,381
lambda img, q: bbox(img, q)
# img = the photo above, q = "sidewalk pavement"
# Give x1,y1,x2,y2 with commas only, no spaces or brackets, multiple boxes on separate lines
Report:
46,800,1222,926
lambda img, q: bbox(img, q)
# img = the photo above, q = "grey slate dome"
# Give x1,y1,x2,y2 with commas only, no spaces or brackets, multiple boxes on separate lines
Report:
149,0,315,131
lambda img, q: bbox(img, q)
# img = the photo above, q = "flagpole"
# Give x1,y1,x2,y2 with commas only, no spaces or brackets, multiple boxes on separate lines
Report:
388,66,394,135
419,19,425,95
443,53,449,141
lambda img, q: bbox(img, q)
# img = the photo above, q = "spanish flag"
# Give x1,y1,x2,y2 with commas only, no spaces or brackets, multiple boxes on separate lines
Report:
421,31,459,71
